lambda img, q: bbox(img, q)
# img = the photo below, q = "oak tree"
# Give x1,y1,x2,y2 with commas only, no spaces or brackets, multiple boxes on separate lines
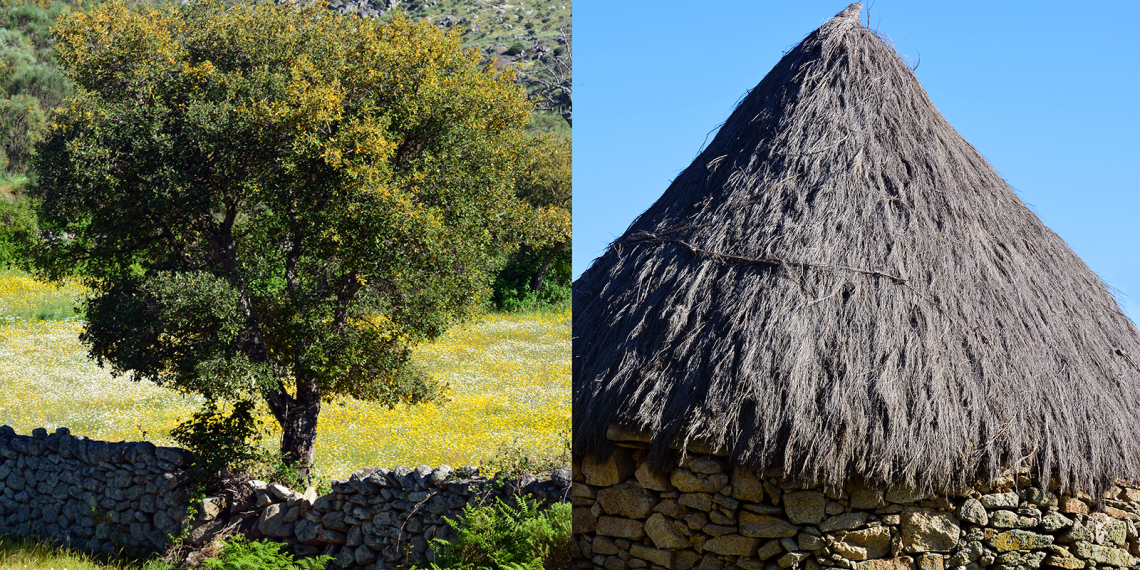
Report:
33,0,532,472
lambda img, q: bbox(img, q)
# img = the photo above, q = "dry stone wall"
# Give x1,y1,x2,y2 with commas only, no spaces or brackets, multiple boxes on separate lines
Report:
0,425,572,569
0,425,194,555
572,434,1140,570
227,463,572,569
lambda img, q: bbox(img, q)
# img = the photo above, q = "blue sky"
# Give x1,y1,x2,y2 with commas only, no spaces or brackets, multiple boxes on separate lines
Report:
572,1,1140,324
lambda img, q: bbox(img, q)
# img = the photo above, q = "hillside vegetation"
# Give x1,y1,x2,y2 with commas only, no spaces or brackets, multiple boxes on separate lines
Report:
402,0,572,128
0,0,571,307
0,0,569,177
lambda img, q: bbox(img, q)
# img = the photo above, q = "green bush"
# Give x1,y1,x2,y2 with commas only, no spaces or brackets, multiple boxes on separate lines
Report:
246,450,333,496
203,534,331,570
429,497,571,570
481,429,570,480
504,42,525,56
170,398,337,495
0,93,47,172
490,245,571,313
0,29,36,79
524,112,570,138
6,61,71,109
170,399,266,478
522,502,571,570
0,1,76,174
0,193,37,270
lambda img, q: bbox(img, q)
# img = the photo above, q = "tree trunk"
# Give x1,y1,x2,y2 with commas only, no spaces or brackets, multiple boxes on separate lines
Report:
272,377,322,476
530,241,565,293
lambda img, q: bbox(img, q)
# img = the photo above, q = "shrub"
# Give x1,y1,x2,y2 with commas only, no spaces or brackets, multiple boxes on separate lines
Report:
490,245,571,313
521,502,571,570
0,93,46,172
203,534,331,570
0,193,36,270
247,450,333,496
170,399,266,478
525,112,570,137
171,397,339,495
429,497,571,570
481,429,570,480
5,61,71,109
504,42,525,56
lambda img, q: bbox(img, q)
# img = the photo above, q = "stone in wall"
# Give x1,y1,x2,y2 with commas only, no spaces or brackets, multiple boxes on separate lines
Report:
571,441,1140,570
0,425,193,555
194,463,572,569
0,425,573,570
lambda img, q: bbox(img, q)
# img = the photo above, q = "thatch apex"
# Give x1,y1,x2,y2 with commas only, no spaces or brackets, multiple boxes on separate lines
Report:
573,3,1140,497
836,2,862,20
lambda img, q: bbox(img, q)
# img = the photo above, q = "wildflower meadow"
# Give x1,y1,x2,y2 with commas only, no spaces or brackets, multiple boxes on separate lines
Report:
0,271,569,481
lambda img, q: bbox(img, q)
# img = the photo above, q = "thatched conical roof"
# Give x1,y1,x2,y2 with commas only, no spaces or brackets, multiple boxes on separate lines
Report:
573,3,1140,496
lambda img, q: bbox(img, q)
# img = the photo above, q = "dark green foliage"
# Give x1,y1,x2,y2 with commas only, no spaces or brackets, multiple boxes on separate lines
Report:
203,534,331,570
526,503,571,570
505,42,525,56
0,194,36,269
169,399,337,494
491,245,570,313
78,271,255,400
170,399,265,476
430,498,571,570
245,450,333,496
491,132,570,311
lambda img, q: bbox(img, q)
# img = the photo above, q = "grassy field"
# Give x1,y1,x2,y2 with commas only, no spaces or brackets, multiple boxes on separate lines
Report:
0,271,569,481
0,533,161,569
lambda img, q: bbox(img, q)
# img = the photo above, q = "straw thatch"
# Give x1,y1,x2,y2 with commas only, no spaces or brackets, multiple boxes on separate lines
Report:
573,3,1140,497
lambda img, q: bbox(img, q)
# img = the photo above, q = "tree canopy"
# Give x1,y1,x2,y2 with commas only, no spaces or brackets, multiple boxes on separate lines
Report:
33,0,534,471
490,132,571,311
516,133,571,295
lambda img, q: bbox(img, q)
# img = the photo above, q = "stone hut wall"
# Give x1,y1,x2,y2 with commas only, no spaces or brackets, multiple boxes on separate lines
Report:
0,425,572,568
572,431,1140,570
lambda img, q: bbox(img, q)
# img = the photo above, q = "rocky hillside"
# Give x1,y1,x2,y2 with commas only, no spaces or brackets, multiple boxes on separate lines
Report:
316,0,572,129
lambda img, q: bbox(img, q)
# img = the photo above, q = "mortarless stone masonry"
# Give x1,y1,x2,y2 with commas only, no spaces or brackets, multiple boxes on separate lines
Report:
0,425,570,568
0,425,193,554
571,430,1140,570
